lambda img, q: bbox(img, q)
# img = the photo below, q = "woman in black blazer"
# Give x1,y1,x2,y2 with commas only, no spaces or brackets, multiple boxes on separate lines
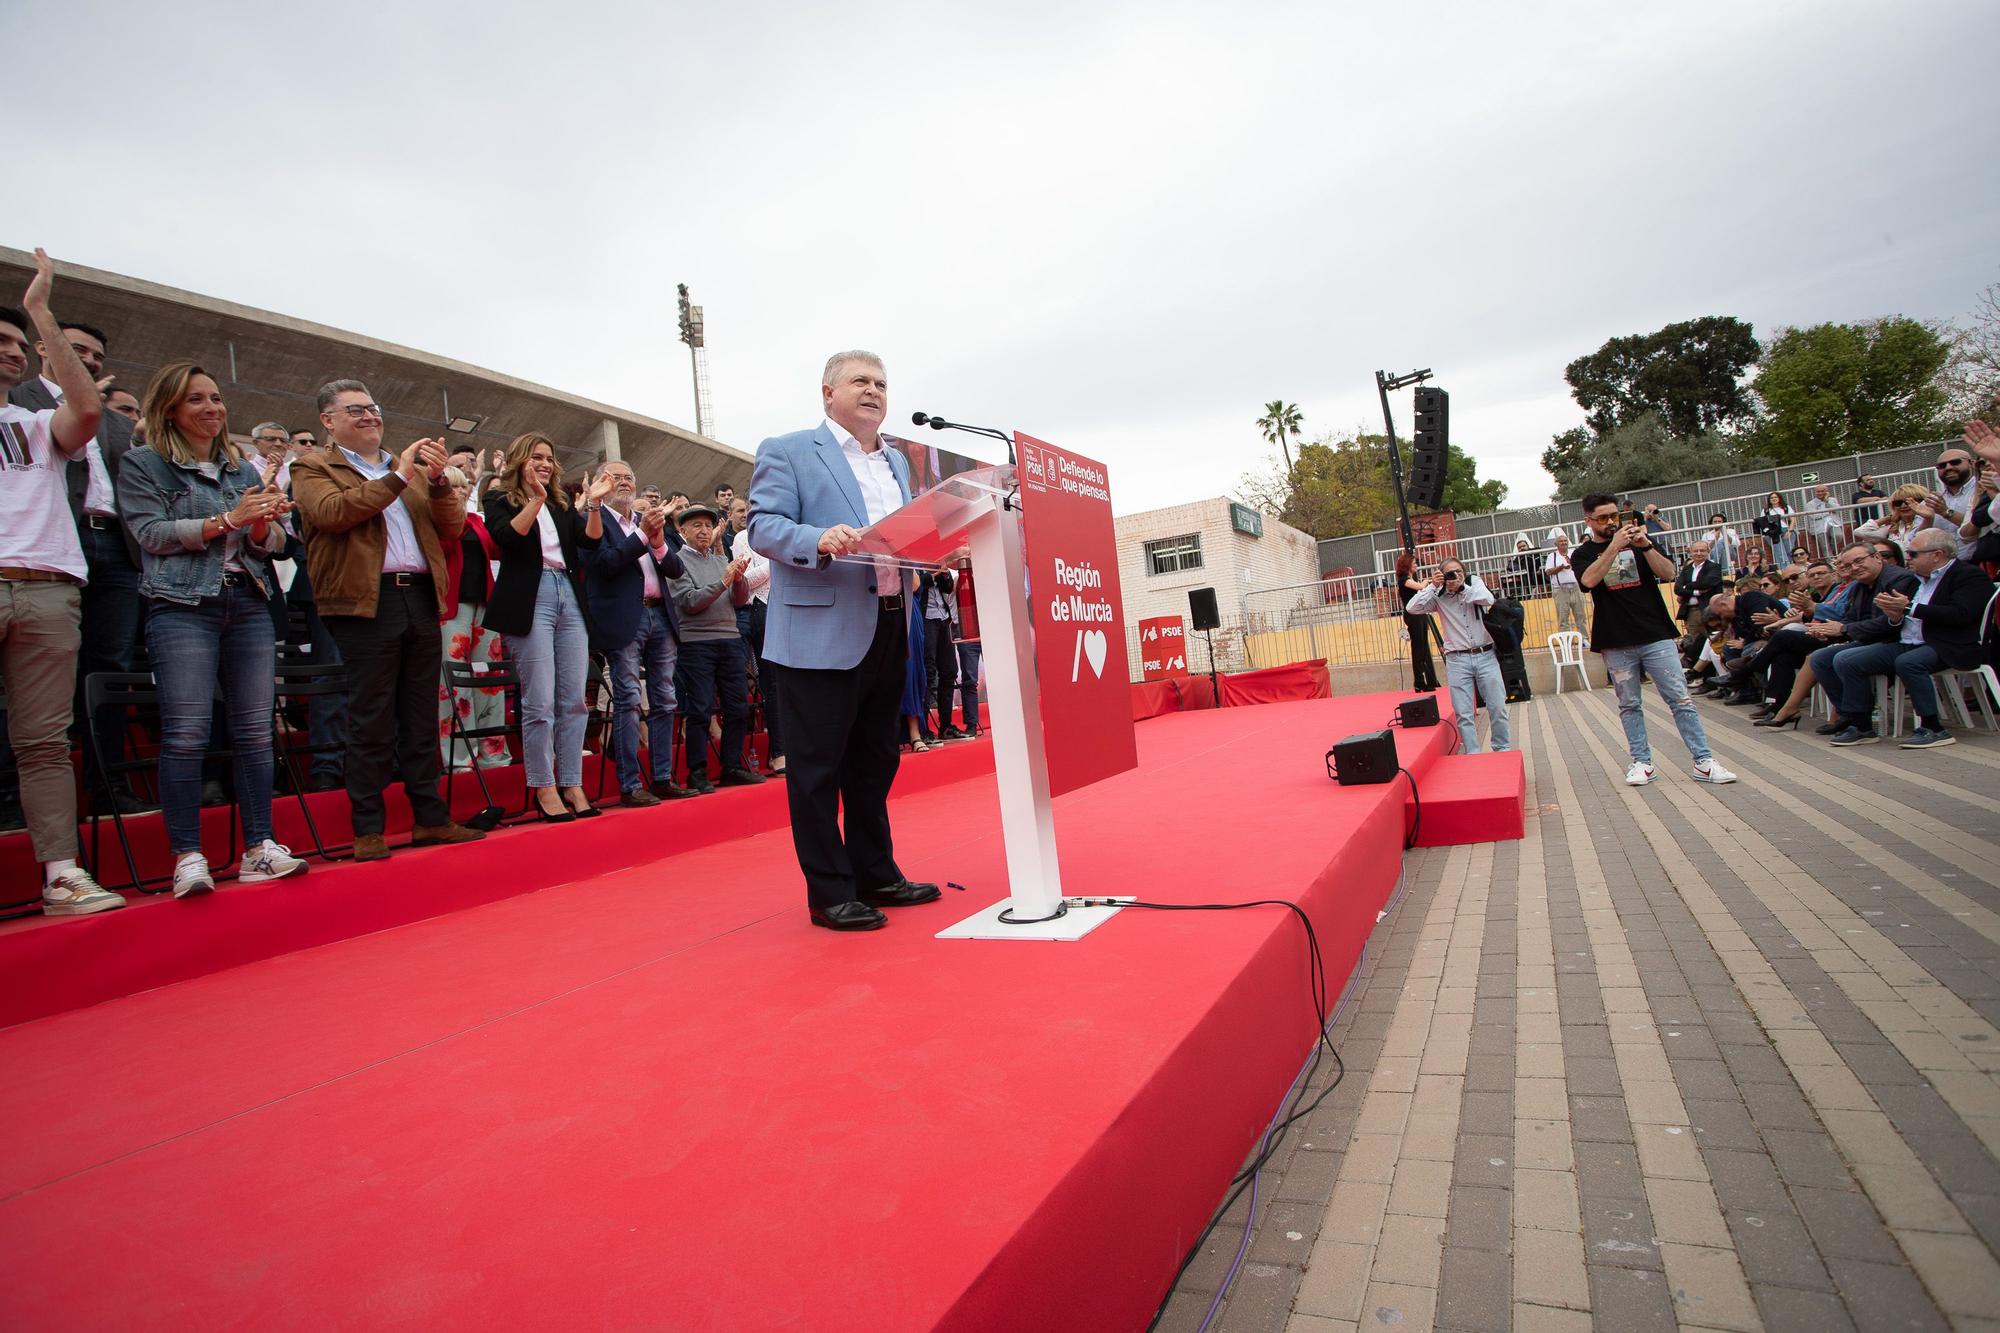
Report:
481,433,611,821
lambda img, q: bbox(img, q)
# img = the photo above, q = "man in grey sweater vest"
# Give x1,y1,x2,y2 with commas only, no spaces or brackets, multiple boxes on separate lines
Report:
669,504,758,793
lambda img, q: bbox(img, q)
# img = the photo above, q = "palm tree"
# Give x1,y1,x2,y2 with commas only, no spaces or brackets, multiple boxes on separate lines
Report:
1257,400,1303,476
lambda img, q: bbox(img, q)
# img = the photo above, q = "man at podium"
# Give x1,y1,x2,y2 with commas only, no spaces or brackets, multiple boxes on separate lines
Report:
746,352,941,931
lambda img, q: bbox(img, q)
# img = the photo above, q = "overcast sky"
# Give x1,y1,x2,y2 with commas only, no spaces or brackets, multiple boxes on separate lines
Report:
14,1,1997,514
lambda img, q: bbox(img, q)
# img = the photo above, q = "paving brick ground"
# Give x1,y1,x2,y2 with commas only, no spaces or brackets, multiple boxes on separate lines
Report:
1156,685,2000,1333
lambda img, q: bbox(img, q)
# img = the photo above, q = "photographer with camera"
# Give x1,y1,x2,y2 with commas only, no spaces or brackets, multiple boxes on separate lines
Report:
1404,557,1510,755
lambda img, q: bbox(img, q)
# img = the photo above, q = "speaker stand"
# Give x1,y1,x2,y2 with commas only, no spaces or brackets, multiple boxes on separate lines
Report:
1204,626,1223,707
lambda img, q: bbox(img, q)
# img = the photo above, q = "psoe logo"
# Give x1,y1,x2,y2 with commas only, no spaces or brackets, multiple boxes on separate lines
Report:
1019,445,1053,491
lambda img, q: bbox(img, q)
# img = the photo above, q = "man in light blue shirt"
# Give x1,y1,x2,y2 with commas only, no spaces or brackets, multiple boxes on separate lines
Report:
1406,559,1510,754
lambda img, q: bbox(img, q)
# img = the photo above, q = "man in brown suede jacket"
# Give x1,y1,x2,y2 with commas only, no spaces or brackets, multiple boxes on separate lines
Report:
290,379,483,861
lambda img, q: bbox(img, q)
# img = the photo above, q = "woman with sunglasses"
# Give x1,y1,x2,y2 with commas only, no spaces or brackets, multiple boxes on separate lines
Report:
117,362,307,896
481,434,612,821
1853,483,1938,546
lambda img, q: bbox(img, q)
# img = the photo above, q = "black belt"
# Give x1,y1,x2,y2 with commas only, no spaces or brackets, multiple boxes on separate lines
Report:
1445,644,1494,656
880,593,905,612
382,571,432,587
83,514,119,531
643,595,664,607
221,570,253,588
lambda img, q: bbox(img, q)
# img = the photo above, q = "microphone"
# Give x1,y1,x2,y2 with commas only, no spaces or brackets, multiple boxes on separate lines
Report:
910,411,1016,464
911,411,949,431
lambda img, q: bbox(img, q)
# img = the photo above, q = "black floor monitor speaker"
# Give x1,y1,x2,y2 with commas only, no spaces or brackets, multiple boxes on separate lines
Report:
1188,587,1220,632
1325,729,1399,785
1397,697,1439,728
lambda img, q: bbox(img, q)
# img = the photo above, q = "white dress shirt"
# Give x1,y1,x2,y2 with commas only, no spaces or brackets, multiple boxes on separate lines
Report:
1900,559,1952,645
339,446,426,574
608,505,666,600
40,375,115,517
825,415,904,598
732,528,770,604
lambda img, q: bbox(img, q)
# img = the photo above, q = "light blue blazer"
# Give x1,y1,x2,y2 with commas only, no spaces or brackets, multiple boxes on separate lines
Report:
747,423,913,671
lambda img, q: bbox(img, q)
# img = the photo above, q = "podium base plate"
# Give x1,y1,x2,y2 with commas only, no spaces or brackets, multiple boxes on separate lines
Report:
935,897,1129,942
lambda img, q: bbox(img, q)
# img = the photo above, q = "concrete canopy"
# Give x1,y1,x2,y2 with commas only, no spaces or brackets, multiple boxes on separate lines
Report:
0,246,752,496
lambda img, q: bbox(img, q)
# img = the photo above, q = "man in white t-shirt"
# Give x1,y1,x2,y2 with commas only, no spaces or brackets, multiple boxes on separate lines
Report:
0,249,126,916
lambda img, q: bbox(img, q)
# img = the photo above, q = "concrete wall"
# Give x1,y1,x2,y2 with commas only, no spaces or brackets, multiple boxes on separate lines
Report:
1116,498,1320,628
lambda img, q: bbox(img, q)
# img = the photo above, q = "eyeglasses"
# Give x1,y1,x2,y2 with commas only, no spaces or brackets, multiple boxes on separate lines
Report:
334,403,384,420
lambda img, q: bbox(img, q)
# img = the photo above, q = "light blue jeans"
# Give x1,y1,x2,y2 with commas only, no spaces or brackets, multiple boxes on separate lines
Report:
504,569,589,789
145,585,277,855
1445,649,1510,754
611,604,678,792
1602,637,1711,766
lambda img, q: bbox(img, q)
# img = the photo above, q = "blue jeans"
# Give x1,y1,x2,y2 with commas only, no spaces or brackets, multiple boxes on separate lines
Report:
145,585,277,855
1444,649,1510,754
1602,637,1711,765
504,570,589,789
1833,640,1941,725
611,605,679,792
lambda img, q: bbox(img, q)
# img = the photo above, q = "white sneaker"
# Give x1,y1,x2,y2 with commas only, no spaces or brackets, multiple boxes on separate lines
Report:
41,868,127,917
173,853,216,899
239,840,308,883
1691,759,1738,785
1625,761,1657,786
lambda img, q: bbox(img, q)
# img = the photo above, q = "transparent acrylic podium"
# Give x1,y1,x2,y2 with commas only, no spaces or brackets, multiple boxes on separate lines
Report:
838,465,1125,942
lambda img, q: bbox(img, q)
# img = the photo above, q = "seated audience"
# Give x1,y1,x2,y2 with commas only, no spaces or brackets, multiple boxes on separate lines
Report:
1854,483,1940,548
587,461,692,805
437,465,511,771
668,503,757,793
1827,528,1994,748
482,436,608,821
119,362,306,895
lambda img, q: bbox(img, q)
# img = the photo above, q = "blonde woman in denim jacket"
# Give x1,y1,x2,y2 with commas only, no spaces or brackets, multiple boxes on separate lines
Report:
117,362,307,897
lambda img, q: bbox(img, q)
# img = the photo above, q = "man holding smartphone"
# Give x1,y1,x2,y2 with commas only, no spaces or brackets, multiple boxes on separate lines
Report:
1573,493,1736,787
1405,558,1510,755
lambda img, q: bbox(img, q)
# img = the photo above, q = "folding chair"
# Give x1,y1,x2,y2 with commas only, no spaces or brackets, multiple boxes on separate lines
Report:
272,658,353,858
84,671,237,894
1546,631,1590,694
443,658,525,826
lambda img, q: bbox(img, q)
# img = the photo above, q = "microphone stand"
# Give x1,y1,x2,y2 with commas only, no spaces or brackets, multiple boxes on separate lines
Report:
913,413,1016,468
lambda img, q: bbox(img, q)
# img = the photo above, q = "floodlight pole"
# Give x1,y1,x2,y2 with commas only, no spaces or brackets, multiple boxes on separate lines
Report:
1375,367,1432,557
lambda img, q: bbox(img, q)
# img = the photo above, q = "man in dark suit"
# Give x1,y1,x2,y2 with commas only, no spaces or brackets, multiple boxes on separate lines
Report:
1826,529,1990,748
3,319,148,816
746,350,939,931
586,460,691,805
1674,540,1724,664
1801,542,1920,736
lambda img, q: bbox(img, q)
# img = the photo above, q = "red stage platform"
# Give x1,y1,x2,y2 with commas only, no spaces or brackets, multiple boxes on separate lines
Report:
0,692,1518,1331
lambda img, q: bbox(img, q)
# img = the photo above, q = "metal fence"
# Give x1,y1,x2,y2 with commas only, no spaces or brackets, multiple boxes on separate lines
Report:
1314,439,1951,577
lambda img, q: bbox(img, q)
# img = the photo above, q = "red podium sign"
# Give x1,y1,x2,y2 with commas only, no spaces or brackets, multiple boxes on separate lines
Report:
1015,433,1138,798
1138,615,1187,681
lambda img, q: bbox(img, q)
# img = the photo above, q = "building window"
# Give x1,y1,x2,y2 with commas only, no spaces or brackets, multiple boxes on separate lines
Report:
1146,533,1203,575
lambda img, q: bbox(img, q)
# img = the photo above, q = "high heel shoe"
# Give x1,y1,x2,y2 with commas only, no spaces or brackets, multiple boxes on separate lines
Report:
1751,712,1800,730
533,792,576,823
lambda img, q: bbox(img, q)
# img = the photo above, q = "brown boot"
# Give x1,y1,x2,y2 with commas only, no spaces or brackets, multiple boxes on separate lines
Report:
410,822,486,847
353,833,390,862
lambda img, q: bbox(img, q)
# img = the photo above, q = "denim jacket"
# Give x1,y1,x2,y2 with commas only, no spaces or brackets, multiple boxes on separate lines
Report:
116,444,285,605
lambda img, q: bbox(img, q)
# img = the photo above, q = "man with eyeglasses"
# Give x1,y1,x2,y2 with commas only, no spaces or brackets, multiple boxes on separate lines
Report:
1826,529,1993,748
1799,543,1918,737
1572,492,1735,786
290,381,485,859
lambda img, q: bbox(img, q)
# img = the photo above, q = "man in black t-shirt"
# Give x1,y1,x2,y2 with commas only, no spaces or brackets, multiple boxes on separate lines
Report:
1572,493,1736,788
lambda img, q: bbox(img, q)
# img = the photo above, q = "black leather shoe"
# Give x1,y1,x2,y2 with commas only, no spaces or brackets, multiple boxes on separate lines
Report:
858,879,942,908
811,901,888,931
719,767,766,786
1815,721,1842,736
650,781,697,800
686,778,717,795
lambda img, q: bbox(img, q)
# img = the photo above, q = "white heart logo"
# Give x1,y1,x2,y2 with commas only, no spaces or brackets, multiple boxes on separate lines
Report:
1083,629,1108,678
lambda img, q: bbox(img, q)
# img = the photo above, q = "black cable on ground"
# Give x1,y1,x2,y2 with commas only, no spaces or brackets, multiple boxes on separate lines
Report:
1397,765,1420,849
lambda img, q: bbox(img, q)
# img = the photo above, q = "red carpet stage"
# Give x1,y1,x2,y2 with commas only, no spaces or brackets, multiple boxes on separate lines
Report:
0,691,1519,1331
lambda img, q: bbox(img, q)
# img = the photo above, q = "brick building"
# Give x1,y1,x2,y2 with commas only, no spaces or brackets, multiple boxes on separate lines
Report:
1113,499,1320,669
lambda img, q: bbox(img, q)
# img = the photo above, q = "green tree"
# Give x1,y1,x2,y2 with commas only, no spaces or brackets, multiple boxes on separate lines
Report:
1541,425,1595,493
1237,431,1506,537
1256,400,1304,475
1750,317,1956,464
1555,414,1770,499
1440,443,1506,514
1565,315,1762,438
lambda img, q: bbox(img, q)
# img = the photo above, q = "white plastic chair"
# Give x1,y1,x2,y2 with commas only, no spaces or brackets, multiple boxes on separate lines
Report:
1547,631,1590,694
1931,587,2000,732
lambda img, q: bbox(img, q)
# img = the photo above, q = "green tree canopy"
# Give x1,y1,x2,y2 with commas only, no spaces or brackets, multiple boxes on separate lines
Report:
1749,317,1956,464
1237,432,1506,538
1553,413,1770,499
1564,315,1762,438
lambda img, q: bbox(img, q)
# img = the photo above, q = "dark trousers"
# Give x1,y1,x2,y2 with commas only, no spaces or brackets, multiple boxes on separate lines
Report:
775,603,906,911
1737,630,1816,703
954,640,982,732
679,637,748,782
322,575,449,835
1404,614,1439,691
925,615,957,726
741,599,781,760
